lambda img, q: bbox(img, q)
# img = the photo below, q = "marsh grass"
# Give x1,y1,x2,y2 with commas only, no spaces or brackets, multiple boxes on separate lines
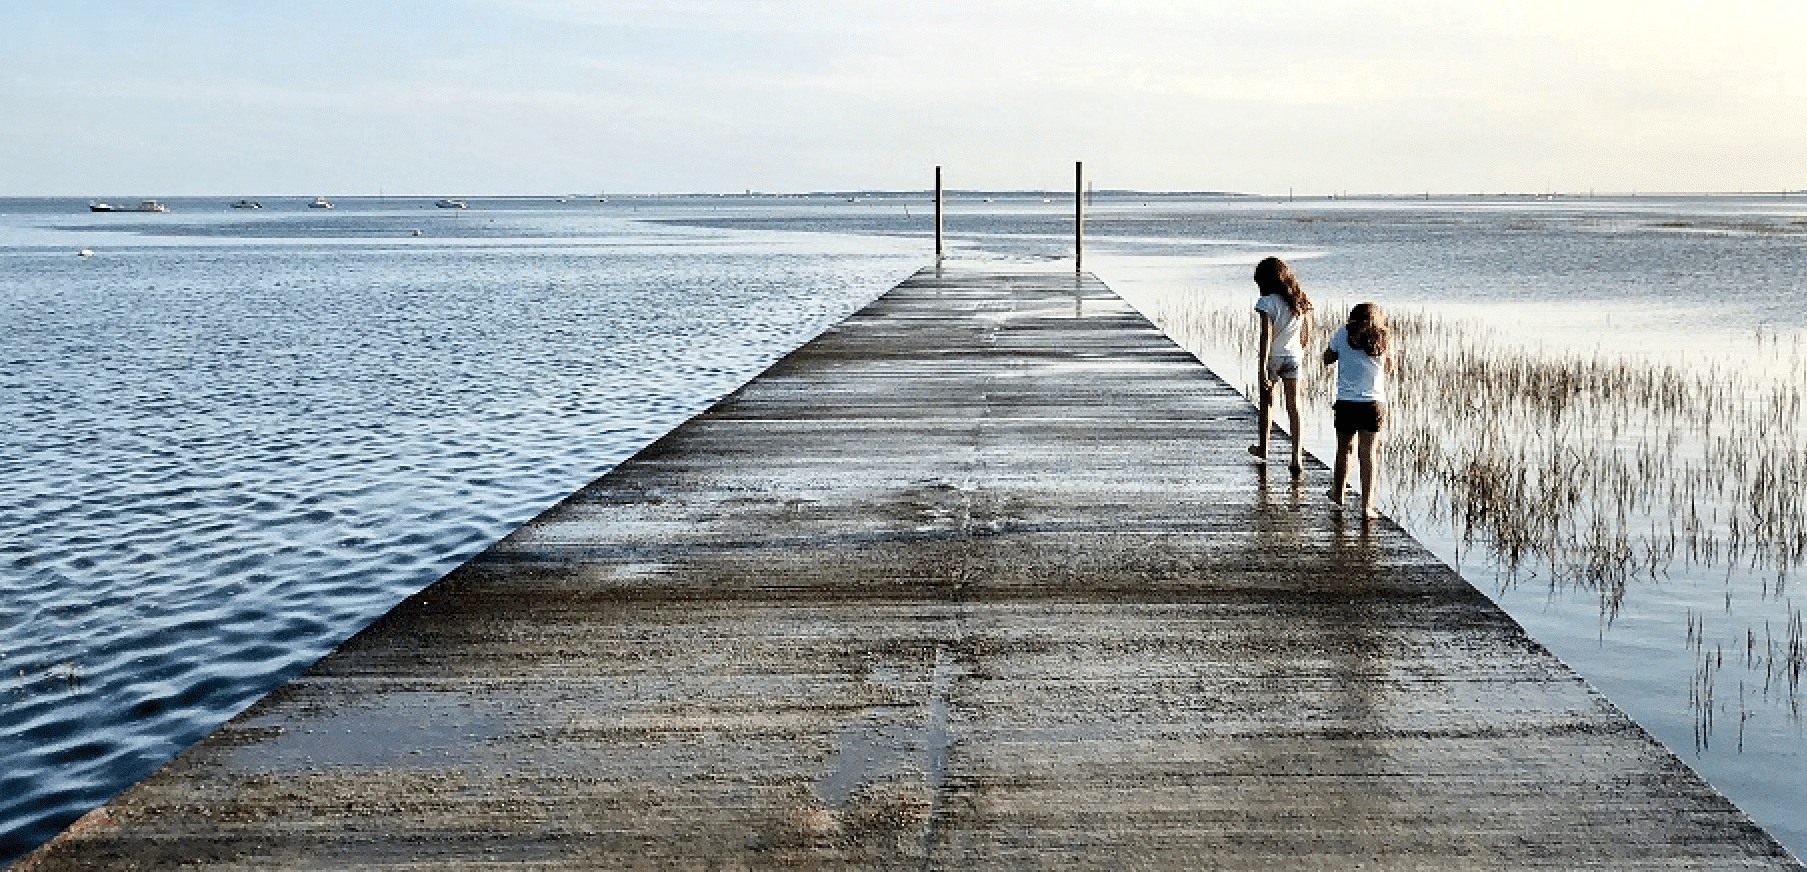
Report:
1142,290,1807,728
1148,293,1807,590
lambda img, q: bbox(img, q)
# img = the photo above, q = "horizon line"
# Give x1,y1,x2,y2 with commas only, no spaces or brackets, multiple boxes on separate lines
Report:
9,188,1807,201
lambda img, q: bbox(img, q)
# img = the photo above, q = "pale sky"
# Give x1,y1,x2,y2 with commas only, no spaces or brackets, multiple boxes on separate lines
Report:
3,0,1803,196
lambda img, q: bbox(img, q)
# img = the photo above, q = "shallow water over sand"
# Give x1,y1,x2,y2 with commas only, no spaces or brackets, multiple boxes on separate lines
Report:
0,196,922,861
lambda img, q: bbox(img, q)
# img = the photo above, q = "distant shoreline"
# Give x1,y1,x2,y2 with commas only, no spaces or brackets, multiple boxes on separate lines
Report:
7,189,1807,203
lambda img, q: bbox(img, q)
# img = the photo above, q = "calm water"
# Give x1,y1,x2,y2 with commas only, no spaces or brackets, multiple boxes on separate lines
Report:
4,193,1806,862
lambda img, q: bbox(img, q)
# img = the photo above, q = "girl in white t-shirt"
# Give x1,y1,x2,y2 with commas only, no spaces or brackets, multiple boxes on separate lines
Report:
1248,256,1313,477
1322,302,1394,519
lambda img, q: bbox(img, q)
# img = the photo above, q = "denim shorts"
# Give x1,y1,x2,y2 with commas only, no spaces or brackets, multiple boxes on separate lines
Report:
1266,355,1301,380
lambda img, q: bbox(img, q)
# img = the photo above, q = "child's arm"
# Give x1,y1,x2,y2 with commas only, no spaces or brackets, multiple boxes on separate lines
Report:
1255,313,1274,385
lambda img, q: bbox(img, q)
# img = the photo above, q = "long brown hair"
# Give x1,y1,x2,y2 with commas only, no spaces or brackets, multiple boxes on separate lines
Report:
1253,256,1312,317
1346,302,1389,358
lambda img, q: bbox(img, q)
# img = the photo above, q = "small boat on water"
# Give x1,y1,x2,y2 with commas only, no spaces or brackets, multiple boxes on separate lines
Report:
434,198,469,209
309,196,333,209
230,199,262,209
90,200,170,213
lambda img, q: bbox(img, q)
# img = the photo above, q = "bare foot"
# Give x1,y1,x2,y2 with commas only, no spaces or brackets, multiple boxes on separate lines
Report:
1361,504,1381,520
1247,444,1267,463
1288,459,1303,479
1326,488,1344,505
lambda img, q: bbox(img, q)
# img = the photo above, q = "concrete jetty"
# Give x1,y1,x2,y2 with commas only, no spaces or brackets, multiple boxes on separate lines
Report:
19,267,1800,869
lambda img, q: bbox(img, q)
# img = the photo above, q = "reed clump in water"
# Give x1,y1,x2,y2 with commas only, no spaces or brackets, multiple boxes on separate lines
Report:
1690,603,1805,749
1143,292,1807,611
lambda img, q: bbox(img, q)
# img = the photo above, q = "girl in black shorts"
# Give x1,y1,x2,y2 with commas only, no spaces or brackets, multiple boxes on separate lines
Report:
1322,303,1393,519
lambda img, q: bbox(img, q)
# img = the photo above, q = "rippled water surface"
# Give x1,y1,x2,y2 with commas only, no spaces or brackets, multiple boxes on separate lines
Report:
0,197,922,862
6,192,1807,863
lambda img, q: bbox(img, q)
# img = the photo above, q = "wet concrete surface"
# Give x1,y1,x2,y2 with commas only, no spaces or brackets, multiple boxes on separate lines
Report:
18,266,1802,869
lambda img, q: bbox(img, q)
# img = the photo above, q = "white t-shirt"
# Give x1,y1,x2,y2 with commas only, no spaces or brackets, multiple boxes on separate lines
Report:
1328,325,1386,402
1254,294,1304,363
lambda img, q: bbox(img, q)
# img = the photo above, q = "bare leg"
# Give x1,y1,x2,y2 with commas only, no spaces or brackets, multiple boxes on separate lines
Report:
1328,429,1354,505
1248,379,1274,461
1280,377,1303,477
1357,430,1381,519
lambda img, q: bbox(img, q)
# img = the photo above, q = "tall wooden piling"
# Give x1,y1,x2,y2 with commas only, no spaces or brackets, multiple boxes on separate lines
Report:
935,165,945,261
1074,161,1085,272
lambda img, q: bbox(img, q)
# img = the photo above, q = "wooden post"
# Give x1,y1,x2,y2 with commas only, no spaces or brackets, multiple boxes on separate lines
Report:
935,166,944,261
1074,161,1085,273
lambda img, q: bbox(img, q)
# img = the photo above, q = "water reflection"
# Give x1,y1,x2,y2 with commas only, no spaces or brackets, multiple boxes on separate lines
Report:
1249,468,1398,851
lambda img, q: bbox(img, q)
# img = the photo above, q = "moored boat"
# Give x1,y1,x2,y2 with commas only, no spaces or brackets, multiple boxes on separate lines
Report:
230,199,262,209
309,196,333,209
434,198,469,209
90,200,170,213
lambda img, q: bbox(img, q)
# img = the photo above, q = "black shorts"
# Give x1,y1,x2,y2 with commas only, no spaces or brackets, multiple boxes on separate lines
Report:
1333,400,1385,434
